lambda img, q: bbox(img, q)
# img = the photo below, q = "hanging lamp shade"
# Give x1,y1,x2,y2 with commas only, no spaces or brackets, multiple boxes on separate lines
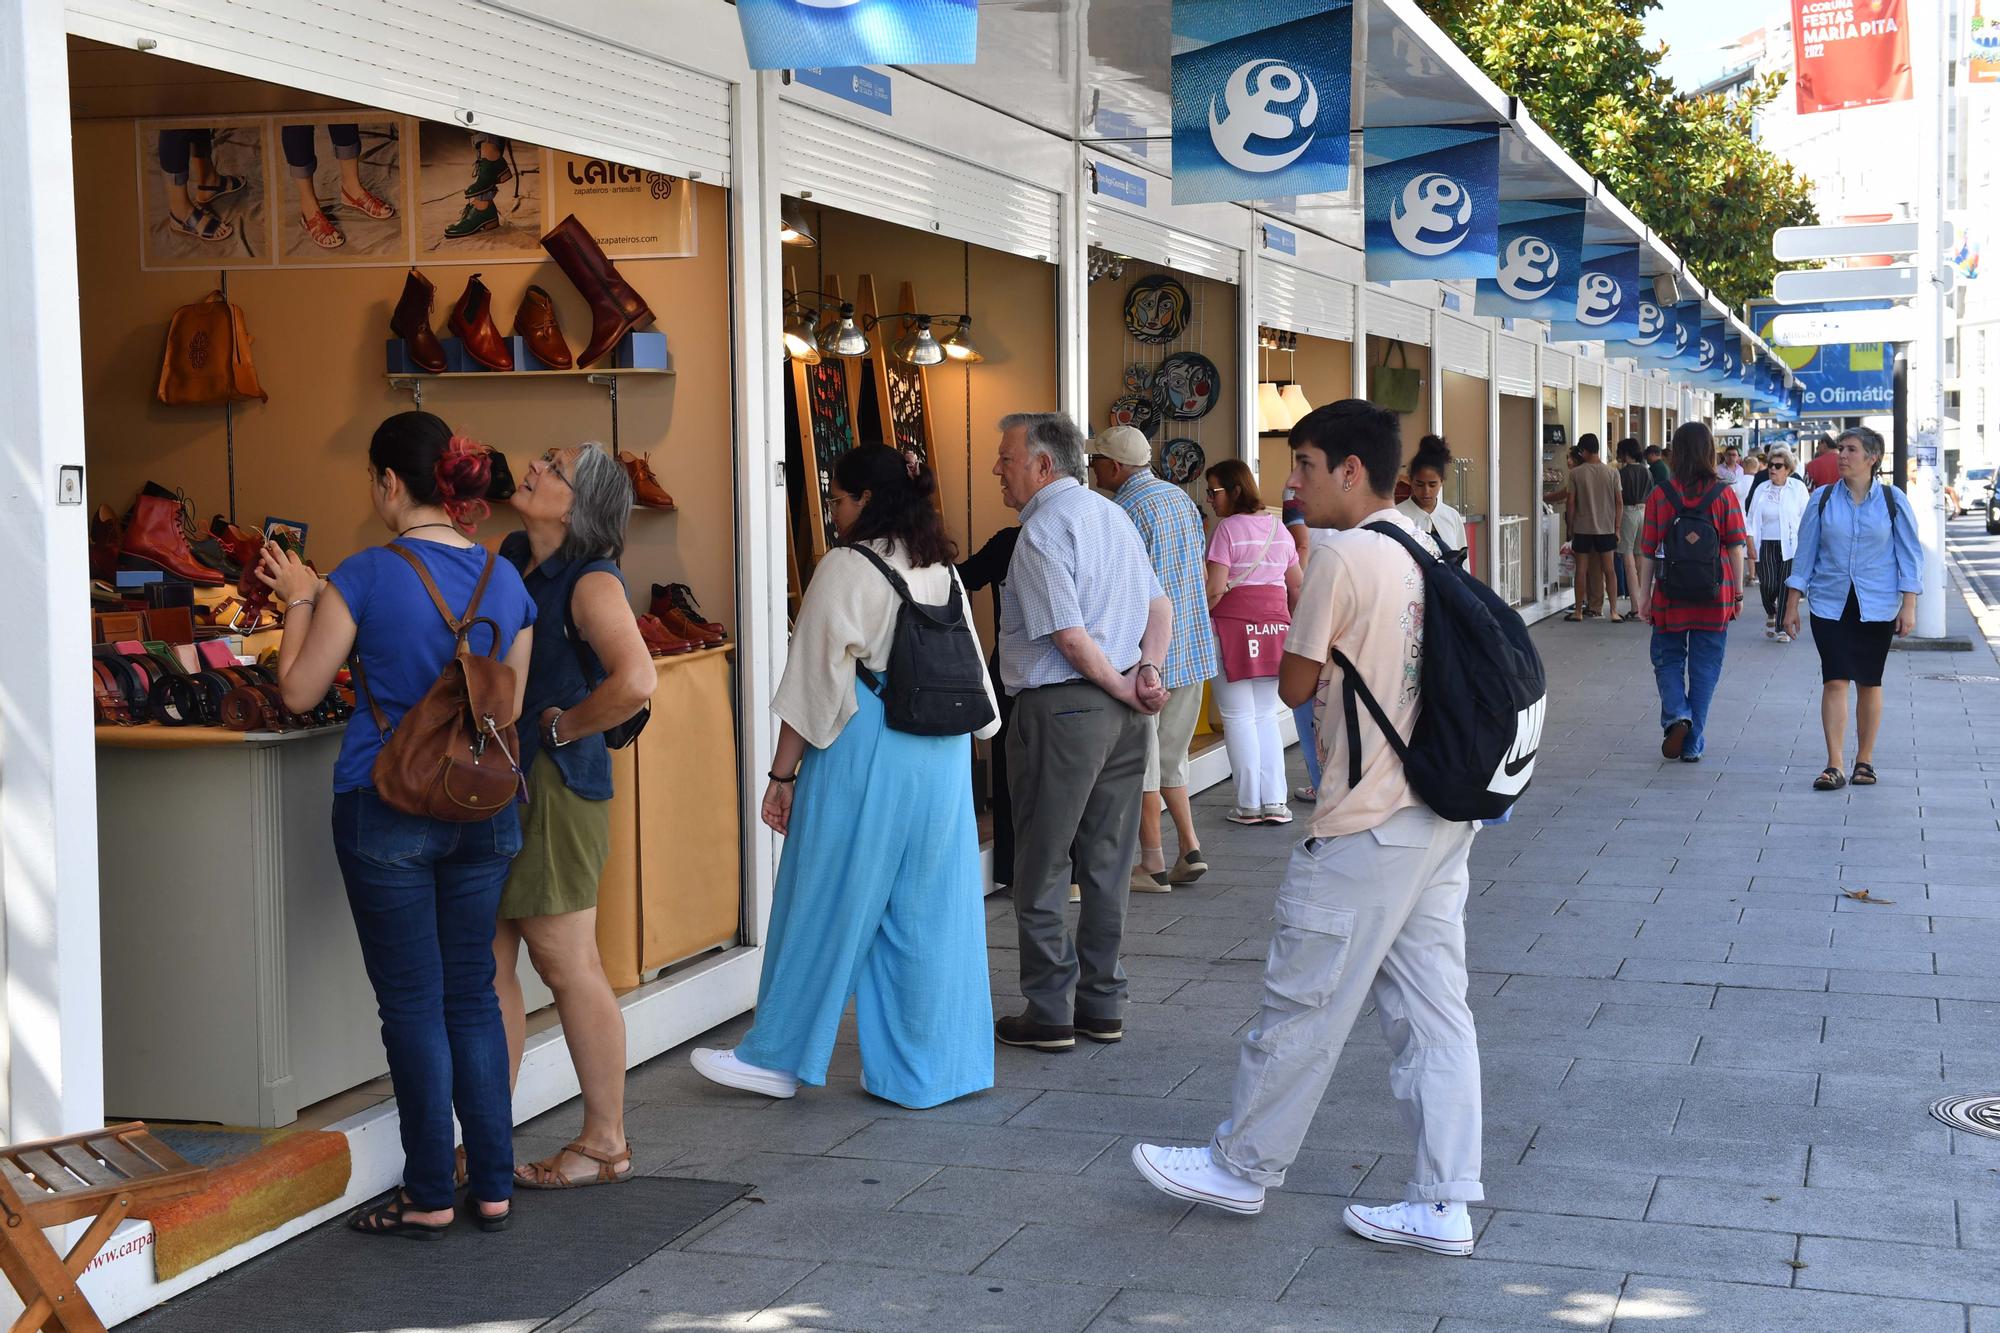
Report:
779,199,816,248
818,303,871,358
1257,382,1290,433
1279,383,1314,424
781,305,822,363
940,317,984,363
893,317,946,366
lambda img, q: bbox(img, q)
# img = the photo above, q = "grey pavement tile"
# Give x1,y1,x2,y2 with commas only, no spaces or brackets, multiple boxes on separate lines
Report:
1284,1250,1623,1330
1812,1070,1953,1115
1692,1035,1945,1079
1644,1176,1956,1244
1359,1155,1656,1221
687,1199,1021,1274
1710,984,1938,1021
1560,1056,1817,1106
1611,1278,1966,1333
650,1151,939,1205
1796,1234,2000,1305
1975,1309,2000,1333
826,1120,1116,1174
1475,1210,1797,1286
1725,941,1938,973
1588,1000,1823,1042
1670,1098,1952,1154
1085,1289,1438,1333
1521,1127,1806,1187
746,1263,1117,1333
975,1221,1314,1300
1491,975,1718,1009
1961,1199,2000,1250
808,1078,1048,1126
566,1249,816,1324
1942,997,2000,1024
1006,1089,1234,1143
1616,957,1831,990
1808,1145,2000,1198
894,1164,1190,1230
1478,1026,1697,1066
1831,968,2000,1001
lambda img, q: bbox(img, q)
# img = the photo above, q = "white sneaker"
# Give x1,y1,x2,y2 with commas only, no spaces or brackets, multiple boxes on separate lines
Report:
1131,1143,1265,1215
1068,882,1082,903
690,1047,798,1099
1341,1200,1474,1256
1773,631,1792,643
1226,807,1266,826
1259,804,1294,825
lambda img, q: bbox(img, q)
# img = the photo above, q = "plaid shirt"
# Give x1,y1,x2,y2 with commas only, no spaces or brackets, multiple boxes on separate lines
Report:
1115,472,1217,690
1641,479,1747,633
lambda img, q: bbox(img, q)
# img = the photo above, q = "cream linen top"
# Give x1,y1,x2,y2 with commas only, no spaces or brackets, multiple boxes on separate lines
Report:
771,538,1001,749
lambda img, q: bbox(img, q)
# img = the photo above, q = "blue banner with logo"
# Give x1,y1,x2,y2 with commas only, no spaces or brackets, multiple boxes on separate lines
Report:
1362,125,1500,282
736,0,976,71
1473,198,1585,322
1170,1,1354,206
1668,301,1704,370
1624,295,1671,363
1746,298,1895,414
1549,244,1641,342
1694,317,1725,384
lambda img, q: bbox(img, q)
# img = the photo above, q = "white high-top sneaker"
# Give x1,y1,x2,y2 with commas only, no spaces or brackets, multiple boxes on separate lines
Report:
1131,1143,1266,1215
690,1047,799,1099
1341,1200,1475,1256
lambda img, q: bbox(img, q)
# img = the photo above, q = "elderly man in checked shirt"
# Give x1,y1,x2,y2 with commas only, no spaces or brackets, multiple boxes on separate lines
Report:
991,412,1172,1053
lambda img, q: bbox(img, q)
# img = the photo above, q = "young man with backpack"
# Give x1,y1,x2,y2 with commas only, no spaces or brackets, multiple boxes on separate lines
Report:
1637,421,1747,763
1132,399,1545,1258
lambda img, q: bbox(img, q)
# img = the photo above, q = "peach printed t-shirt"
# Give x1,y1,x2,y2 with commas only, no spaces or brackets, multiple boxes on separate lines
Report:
1284,507,1427,838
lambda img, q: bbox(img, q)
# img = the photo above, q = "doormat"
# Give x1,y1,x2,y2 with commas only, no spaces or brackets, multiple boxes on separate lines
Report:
125,1176,746,1332
134,1128,351,1281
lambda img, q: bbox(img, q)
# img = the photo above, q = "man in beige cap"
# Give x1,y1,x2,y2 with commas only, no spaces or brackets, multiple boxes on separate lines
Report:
1089,426,1218,891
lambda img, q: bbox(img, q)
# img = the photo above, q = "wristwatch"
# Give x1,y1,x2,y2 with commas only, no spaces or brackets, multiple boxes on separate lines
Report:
546,707,572,749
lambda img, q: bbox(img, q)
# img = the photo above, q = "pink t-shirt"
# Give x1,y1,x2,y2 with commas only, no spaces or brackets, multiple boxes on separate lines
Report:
1206,512,1298,588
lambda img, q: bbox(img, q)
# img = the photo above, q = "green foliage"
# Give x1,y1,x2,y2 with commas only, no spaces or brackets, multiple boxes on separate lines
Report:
1418,0,1817,308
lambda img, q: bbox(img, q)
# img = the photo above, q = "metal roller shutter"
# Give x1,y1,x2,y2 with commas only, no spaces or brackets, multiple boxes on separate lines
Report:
1542,348,1575,390
1435,312,1489,378
1495,334,1536,397
1576,357,1604,387
1087,204,1241,283
1364,292,1430,346
1258,260,1354,342
1606,368,1626,409
1648,378,1665,408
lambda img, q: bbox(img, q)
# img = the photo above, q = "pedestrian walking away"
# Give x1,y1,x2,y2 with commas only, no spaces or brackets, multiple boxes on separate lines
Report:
1090,425,1217,891
1636,421,1747,764
693,443,1000,1108
1205,459,1302,826
1560,434,1625,621
1132,399,1484,1260
993,412,1171,1053
1744,445,1809,640
1782,426,1923,792
1614,437,1651,622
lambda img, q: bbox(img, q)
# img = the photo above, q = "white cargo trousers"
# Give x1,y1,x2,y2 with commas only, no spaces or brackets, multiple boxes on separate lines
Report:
1211,805,1483,1202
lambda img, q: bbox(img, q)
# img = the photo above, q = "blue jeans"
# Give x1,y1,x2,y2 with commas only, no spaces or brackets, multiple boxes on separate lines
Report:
331,789,522,1211
1650,629,1727,758
1293,700,1321,791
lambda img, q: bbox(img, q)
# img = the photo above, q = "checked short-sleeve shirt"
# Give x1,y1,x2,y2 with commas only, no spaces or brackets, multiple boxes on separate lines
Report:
1641,478,1747,634
1113,472,1217,691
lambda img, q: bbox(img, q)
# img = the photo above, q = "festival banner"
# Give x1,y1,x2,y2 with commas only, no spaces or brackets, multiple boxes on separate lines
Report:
735,0,977,71
1747,297,1896,413
1473,198,1586,323
1669,301,1705,369
1790,0,1913,114
1548,244,1642,342
1362,125,1500,282
1694,316,1727,385
1170,0,1355,206
1623,296,1672,363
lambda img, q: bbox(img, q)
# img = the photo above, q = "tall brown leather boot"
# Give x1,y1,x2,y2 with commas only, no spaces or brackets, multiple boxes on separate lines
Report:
513,284,572,369
121,493,225,585
449,273,514,372
540,213,654,368
390,268,448,373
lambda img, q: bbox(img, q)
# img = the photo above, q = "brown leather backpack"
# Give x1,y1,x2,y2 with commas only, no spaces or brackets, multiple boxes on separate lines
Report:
157,291,268,406
353,544,524,822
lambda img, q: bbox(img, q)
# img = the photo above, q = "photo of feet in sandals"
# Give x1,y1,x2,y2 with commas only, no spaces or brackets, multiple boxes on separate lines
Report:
142,121,270,267
276,119,407,263
417,120,547,260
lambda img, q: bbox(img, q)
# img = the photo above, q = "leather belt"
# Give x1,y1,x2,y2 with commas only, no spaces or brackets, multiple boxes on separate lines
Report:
147,673,202,727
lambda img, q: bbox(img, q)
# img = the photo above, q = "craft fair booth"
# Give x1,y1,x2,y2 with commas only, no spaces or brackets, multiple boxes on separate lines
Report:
1432,309,1493,587
1575,356,1606,453
1248,218,1359,505
1540,351,1579,607
1605,363,1633,448
1494,333,1543,609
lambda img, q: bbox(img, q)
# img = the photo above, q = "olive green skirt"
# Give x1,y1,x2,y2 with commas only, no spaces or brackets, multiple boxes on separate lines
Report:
499,752,611,920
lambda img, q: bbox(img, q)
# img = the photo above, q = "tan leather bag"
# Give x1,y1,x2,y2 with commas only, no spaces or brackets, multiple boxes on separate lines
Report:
157,291,268,406
353,544,524,822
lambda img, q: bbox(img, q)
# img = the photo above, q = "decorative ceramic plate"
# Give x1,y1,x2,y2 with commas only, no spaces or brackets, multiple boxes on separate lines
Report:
1123,275,1190,345
1157,437,1205,484
1107,392,1161,438
1123,363,1153,393
1152,351,1220,420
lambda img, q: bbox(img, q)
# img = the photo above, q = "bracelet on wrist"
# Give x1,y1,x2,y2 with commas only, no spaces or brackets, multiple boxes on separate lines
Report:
284,597,316,616
546,707,572,749
768,770,798,784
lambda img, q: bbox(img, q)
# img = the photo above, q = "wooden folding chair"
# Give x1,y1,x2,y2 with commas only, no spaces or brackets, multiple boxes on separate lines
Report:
0,1122,204,1332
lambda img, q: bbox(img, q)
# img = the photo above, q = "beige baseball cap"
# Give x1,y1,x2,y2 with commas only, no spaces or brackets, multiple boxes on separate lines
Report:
1090,425,1153,468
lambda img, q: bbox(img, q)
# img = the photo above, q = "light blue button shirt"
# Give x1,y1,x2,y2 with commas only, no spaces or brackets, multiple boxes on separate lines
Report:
1785,480,1922,622
998,478,1164,694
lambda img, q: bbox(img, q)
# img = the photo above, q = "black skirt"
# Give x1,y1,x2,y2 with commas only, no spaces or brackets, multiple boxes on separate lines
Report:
1809,588,1895,687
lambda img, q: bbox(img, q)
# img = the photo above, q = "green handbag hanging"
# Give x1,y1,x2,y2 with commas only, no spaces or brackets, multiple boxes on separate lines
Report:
1369,340,1423,415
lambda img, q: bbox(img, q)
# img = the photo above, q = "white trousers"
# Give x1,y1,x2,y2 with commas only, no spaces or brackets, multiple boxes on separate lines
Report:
1212,674,1286,810
1212,805,1483,1202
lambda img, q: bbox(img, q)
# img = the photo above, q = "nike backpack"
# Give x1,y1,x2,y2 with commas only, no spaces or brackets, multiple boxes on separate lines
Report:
1659,482,1729,602
1327,522,1547,823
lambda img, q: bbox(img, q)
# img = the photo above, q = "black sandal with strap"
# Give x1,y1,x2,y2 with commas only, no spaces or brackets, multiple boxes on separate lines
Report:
347,1191,450,1241
1813,767,1847,791
1851,762,1877,786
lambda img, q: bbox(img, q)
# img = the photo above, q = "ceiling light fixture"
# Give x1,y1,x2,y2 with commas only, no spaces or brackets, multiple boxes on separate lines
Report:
778,198,816,248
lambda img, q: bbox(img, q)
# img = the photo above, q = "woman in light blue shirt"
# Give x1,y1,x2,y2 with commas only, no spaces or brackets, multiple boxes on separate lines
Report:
1781,426,1922,790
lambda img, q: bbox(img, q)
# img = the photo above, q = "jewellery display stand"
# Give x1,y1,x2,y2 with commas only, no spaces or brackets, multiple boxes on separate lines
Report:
788,273,857,569
857,275,945,516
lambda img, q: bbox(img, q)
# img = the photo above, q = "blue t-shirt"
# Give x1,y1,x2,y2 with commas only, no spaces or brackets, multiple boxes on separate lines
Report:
328,539,536,794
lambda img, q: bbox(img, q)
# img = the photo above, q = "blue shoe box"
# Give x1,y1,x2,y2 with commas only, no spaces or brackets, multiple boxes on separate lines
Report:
520,336,569,372
385,339,436,375
614,331,671,371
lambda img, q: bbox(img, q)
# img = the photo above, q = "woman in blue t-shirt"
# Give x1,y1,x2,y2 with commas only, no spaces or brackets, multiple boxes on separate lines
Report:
260,411,535,1237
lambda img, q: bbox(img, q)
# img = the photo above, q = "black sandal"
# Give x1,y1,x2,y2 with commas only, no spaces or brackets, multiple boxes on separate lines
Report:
469,1200,512,1232
189,173,247,203
1851,762,1877,786
347,1191,450,1240
1564,609,1586,622
1813,767,1847,791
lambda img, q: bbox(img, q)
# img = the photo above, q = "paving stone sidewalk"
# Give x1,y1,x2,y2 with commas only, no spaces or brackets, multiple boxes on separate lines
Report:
523,571,2000,1332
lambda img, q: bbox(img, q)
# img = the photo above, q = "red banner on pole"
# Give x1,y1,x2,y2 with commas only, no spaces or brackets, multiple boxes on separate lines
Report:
1791,0,1914,113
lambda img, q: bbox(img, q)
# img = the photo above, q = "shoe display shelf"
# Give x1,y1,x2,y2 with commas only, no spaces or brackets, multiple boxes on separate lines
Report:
384,367,674,461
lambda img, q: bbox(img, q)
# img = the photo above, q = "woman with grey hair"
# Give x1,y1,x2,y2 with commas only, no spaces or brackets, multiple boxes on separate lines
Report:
493,442,658,1187
1745,445,1810,639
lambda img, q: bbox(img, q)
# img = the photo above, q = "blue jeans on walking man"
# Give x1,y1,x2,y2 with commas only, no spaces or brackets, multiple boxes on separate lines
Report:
1650,629,1727,759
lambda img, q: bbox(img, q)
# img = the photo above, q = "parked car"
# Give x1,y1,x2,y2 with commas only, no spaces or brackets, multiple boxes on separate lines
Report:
1988,484,2000,535
1961,466,1994,517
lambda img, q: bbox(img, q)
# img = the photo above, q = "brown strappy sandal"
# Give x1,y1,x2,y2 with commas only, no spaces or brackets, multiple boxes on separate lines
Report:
514,1140,632,1190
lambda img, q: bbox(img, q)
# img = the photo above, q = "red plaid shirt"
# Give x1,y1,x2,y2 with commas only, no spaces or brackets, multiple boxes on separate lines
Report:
1641,479,1747,633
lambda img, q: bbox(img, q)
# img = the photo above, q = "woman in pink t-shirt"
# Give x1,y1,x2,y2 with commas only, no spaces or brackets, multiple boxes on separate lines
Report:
1204,460,1302,825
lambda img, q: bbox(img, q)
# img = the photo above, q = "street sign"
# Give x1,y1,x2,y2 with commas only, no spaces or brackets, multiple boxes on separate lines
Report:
1772,220,1922,262
1772,265,1921,303
1768,306,1922,345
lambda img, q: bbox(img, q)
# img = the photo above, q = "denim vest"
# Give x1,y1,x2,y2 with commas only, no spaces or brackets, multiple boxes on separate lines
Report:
501,532,622,801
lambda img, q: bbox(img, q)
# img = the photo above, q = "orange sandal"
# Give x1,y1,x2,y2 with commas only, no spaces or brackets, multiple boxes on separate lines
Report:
302,210,345,249
514,1140,632,1190
341,187,396,220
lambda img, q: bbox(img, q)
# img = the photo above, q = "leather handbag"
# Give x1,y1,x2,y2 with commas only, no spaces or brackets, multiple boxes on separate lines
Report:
1368,340,1422,415
353,544,524,822
157,291,269,406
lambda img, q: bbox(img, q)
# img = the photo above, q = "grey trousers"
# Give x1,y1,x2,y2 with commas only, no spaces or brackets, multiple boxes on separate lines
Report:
1212,805,1483,1201
1007,681,1149,1025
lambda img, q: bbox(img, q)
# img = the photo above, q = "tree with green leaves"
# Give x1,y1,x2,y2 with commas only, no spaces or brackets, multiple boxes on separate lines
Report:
1419,0,1816,309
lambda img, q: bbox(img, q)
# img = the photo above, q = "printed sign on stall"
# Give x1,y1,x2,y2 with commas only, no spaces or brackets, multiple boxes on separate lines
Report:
1790,0,1913,114
1747,297,1896,412
1474,198,1585,323
1549,244,1641,342
1362,124,1499,282
736,0,977,71
1169,0,1354,206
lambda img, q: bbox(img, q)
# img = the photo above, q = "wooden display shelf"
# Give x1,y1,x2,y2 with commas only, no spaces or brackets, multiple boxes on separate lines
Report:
384,368,673,385
95,724,340,749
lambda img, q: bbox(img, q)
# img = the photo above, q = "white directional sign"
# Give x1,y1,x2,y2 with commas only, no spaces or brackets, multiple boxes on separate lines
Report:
1772,220,1925,263
1772,265,1921,304
1768,306,1922,346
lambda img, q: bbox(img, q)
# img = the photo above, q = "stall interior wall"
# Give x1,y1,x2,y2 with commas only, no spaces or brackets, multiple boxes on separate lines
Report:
1089,260,1242,495
1439,371,1489,526
1256,332,1352,503
1497,394,1538,597
1364,334,1435,449
1578,384,1604,452
69,46,737,621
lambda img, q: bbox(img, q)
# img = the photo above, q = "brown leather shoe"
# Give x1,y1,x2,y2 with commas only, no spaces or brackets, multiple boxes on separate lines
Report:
650,583,725,636
449,273,514,371
621,452,676,509
540,213,654,368
90,504,122,582
658,605,723,646
513,284,572,370
390,268,448,373
121,493,225,585
636,613,697,656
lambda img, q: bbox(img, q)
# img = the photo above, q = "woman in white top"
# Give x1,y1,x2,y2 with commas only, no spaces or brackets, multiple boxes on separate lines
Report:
1205,459,1302,825
1396,435,1468,563
1745,445,1810,641
692,444,1000,1109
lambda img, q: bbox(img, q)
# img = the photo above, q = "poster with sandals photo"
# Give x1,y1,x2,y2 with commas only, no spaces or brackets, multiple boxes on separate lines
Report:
135,118,275,269
272,117,410,264
415,120,549,260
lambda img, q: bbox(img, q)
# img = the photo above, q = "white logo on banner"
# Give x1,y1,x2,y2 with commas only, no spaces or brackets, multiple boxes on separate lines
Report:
1496,236,1560,299
1672,319,1689,355
1208,60,1320,174
1577,272,1622,326
1389,173,1473,256
1633,300,1663,345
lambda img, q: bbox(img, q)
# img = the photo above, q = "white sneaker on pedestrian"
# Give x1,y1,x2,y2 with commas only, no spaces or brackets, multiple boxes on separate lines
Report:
1131,1143,1265,1215
1341,1200,1474,1256
1773,631,1792,643
1226,807,1266,826
690,1047,798,1099
1259,803,1293,825
1068,882,1082,903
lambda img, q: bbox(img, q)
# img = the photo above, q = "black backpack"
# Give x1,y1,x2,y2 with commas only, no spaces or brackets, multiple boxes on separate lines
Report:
1328,522,1547,823
1659,482,1729,602
849,544,995,737
1816,479,1902,538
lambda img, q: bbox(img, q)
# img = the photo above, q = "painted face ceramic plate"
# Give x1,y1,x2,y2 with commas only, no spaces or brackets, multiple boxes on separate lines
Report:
1152,351,1220,420
1123,363,1153,393
1157,437,1205,484
1107,392,1161,439
1124,275,1190,345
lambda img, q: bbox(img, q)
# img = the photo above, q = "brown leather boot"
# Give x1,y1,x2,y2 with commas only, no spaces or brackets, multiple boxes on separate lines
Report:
390,268,448,373
636,613,697,656
659,605,724,646
90,505,122,582
540,213,654,368
449,273,514,372
513,284,572,369
621,452,676,509
121,493,225,585
650,582,725,636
